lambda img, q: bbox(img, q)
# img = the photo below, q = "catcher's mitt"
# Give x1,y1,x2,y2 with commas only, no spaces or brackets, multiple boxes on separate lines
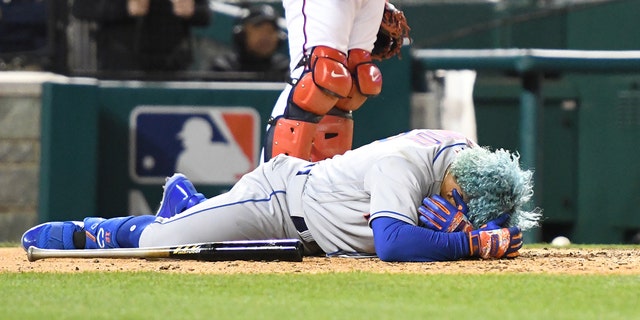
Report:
372,2,411,60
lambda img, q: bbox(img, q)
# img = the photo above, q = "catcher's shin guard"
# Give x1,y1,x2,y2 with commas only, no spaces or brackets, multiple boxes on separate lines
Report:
310,109,354,162
291,46,352,115
335,49,382,112
264,46,352,161
264,116,318,161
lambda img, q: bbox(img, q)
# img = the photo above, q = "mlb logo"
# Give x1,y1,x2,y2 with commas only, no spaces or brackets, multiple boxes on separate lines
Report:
130,106,260,184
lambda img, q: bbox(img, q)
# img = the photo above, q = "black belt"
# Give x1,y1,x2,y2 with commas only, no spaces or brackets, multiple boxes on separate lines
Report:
291,216,309,233
290,215,321,254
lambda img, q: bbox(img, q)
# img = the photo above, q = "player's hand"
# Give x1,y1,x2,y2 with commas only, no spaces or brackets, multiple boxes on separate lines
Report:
467,216,522,259
418,189,473,233
480,212,511,230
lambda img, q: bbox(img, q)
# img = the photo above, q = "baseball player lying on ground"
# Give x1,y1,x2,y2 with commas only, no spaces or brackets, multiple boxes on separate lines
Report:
22,129,542,262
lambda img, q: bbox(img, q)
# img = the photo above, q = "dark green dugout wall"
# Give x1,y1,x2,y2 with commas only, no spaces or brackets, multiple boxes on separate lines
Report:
401,0,640,51
472,73,640,244
39,56,411,222
408,0,640,244
40,82,100,223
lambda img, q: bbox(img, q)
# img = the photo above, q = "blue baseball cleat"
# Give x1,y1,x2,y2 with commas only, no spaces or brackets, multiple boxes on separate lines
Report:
21,221,84,251
156,173,205,219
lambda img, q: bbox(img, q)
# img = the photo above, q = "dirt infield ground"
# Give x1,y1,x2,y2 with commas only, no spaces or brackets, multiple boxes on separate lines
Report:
2,247,639,274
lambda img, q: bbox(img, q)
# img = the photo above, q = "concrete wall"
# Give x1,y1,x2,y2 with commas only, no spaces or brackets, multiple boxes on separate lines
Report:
0,72,66,242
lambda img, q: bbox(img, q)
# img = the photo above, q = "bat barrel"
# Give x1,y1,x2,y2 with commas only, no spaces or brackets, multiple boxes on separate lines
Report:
27,246,169,262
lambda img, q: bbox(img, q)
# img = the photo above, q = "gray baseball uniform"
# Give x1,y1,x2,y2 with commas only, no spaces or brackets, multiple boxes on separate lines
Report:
139,129,476,255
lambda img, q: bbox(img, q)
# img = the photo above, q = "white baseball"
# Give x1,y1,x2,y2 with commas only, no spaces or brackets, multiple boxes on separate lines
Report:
551,236,571,247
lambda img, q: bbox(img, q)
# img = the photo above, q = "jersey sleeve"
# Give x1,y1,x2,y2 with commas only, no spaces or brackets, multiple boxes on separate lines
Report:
365,156,428,226
371,216,470,262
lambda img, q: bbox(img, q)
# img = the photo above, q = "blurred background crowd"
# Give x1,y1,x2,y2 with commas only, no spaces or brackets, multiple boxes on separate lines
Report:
0,0,290,81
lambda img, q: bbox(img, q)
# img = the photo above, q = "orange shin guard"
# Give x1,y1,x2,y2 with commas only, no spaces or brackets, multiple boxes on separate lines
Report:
310,114,354,161
270,118,318,161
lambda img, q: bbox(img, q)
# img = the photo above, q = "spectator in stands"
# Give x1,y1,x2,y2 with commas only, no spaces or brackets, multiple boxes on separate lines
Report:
71,0,211,74
210,4,289,82
0,0,48,70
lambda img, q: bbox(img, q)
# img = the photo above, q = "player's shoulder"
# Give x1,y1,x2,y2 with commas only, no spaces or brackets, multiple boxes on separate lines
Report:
380,129,472,147
412,129,470,140
368,154,427,182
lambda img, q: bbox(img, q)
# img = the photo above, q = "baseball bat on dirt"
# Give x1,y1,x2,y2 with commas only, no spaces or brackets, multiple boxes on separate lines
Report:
27,239,304,262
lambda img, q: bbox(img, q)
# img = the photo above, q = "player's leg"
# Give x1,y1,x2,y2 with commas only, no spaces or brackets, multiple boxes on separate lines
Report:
282,0,355,75
139,191,292,247
22,159,301,250
155,173,205,219
21,215,156,250
139,157,302,247
21,221,84,250
22,186,276,251
263,45,352,161
263,0,358,162
22,173,205,250
309,108,354,162
349,0,386,53
82,215,156,248
306,0,386,161
310,49,382,161
81,174,205,248
339,0,386,111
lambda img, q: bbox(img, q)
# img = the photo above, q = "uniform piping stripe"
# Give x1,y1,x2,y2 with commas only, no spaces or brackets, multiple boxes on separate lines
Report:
302,0,308,54
370,210,412,222
161,190,287,223
433,143,468,164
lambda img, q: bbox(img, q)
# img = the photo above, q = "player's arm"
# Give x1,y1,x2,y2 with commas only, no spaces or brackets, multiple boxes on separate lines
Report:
365,156,519,261
371,214,523,262
364,156,460,262
418,191,524,259
371,216,469,262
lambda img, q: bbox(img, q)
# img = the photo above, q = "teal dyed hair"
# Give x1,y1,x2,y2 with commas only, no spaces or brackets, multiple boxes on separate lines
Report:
449,147,542,230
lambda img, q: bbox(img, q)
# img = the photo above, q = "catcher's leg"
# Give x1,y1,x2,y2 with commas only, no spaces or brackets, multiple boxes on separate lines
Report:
335,49,382,111
309,49,382,161
264,46,352,161
310,109,354,162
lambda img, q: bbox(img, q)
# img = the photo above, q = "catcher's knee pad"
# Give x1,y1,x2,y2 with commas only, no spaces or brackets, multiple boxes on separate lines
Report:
263,116,318,161
310,109,354,162
335,49,382,112
291,46,352,116
263,46,352,161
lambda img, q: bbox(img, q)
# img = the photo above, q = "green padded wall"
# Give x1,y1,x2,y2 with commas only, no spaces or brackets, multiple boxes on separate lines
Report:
39,82,99,222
